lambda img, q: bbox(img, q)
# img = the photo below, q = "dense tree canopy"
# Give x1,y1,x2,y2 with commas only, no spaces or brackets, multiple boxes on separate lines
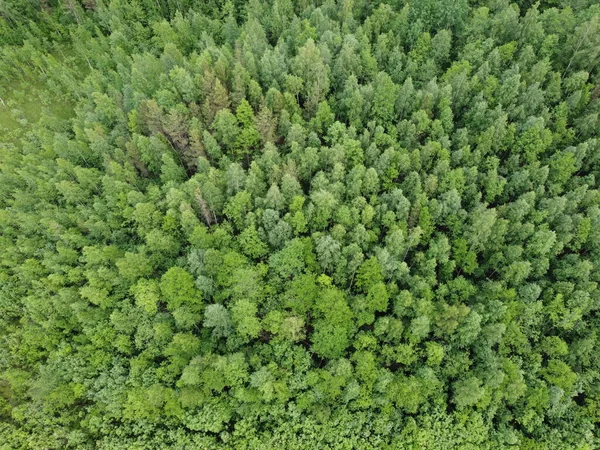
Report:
1,0,600,448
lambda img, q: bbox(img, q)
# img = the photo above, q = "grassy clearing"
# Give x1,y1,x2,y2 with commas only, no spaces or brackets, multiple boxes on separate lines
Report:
0,77,74,145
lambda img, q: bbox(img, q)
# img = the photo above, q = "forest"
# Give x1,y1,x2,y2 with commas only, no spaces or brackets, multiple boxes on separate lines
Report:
1,0,600,448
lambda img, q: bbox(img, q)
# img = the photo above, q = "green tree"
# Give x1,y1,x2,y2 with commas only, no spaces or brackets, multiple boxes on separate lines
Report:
235,99,261,163
311,283,354,360
160,267,203,311
292,38,330,115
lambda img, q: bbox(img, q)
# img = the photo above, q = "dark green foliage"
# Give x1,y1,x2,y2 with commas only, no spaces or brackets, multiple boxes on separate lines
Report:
1,0,600,448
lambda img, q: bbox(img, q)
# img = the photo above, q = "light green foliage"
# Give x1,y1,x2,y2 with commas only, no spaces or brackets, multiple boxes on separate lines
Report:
230,298,261,340
354,256,384,293
235,99,260,161
312,285,354,359
293,38,330,114
453,377,485,408
1,1,599,448
203,303,234,339
543,359,577,392
160,267,203,311
131,278,161,314
371,71,399,128
238,225,269,259
116,251,153,282
212,109,239,152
